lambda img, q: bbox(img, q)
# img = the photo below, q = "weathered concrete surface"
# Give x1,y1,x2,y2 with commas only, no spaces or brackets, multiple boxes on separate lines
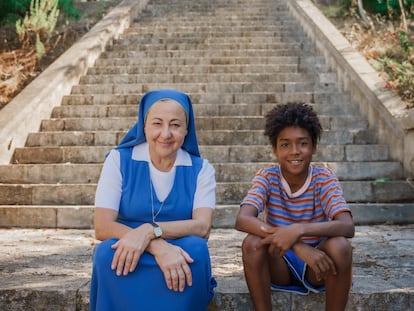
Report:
0,225,413,310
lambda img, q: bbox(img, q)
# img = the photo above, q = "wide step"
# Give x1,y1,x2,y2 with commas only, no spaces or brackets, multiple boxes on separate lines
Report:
12,144,391,164
0,162,405,184
1,204,414,229
0,180,413,206
24,129,378,147
0,226,413,310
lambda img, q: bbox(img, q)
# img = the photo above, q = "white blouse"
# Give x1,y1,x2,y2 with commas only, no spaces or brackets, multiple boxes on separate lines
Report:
95,143,216,211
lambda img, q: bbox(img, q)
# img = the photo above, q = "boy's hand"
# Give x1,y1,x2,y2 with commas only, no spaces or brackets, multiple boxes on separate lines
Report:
293,242,336,282
258,224,302,256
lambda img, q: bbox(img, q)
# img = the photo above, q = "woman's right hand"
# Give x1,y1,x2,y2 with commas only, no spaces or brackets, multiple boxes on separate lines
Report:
152,241,194,292
110,223,153,276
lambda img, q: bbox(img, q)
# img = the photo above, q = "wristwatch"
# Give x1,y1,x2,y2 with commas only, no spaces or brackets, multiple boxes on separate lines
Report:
151,222,163,238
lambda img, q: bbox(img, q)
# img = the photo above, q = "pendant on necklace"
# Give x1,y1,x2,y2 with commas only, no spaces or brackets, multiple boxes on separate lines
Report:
150,178,164,222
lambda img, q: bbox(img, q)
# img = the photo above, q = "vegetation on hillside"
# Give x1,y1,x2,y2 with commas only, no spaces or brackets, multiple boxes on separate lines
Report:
0,0,81,106
317,0,414,109
15,0,60,60
0,0,79,26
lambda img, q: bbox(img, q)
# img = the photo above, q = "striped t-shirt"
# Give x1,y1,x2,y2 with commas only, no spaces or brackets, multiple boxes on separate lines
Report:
240,164,351,243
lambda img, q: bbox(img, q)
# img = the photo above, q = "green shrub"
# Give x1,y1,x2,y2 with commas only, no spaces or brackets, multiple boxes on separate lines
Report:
58,0,80,20
0,0,79,26
15,0,60,58
363,0,413,15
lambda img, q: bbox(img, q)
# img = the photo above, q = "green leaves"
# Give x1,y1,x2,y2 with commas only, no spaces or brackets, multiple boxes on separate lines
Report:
15,0,60,59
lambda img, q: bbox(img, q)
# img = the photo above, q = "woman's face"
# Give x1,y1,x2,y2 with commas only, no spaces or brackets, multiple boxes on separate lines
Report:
144,99,188,161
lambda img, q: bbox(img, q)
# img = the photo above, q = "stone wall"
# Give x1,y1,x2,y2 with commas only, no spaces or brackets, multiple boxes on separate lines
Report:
286,0,414,177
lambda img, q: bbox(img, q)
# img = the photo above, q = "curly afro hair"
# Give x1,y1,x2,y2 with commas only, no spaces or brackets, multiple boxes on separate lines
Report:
264,102,322,148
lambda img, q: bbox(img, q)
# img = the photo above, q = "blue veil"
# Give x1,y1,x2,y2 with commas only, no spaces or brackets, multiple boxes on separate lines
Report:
116,89,200,157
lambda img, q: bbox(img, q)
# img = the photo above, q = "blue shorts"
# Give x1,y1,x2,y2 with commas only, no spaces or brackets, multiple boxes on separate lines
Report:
270,248,325,295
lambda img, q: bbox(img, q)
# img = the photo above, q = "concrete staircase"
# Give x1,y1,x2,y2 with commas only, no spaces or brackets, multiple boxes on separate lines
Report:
1,0,414,310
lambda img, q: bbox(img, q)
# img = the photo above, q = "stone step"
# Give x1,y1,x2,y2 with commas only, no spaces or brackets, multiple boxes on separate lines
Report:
103,43,305,54
12,146,111,164
112,35,308,46
138,7,291,16
131,12,297,22
135,7,293,17
79,72,330,84
215,180,414,204
124,23,298,32
141,2,289,10
124,31,302,41
86,63,302,75
212,204,414,227
61,91,351,106
0,180,412,205
119,30,304,40
24,128,378,147
1,203,414,228
93,55,325,67
39,115,367,132
0,226,413,310
12,144,391,164
129,14,296,22
0,161,404,184
0,205,93,229
127,17,297,23
70,82,339,95
103,42,315,53
51,102,360,118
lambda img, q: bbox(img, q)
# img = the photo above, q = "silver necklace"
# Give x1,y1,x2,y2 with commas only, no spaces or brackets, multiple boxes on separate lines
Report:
150,178,164,222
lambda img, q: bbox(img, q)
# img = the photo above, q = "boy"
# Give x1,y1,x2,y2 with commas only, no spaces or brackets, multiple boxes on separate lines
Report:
235,102,354,311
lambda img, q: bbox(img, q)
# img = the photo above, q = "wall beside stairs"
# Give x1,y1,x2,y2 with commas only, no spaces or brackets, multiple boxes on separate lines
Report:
0,0,149,165
286,0,414,177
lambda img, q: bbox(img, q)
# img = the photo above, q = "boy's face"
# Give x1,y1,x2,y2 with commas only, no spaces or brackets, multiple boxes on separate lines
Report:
272,125,316,182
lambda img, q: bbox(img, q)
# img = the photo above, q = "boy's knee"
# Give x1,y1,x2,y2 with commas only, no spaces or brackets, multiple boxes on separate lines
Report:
241,234,263,256
325,237,353,267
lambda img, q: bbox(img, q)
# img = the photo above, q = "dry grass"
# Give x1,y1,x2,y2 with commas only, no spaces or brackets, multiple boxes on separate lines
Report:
317,2,414,109
342,18,413,108
0,48,38,106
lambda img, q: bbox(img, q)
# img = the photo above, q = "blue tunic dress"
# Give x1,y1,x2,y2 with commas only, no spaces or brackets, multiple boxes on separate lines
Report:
90,148,216,311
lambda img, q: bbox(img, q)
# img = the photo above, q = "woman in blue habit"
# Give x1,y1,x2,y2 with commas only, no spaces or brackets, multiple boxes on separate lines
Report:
90,89,217,311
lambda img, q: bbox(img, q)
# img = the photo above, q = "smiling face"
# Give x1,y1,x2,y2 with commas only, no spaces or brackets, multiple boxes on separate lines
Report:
144,99,188,169
272,125,316,188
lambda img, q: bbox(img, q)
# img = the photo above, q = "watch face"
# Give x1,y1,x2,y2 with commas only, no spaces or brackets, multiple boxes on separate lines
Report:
153,224,162,238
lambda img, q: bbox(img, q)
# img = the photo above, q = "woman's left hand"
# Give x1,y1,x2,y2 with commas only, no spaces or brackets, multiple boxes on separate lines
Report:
110,224,153,276
153,242,194,292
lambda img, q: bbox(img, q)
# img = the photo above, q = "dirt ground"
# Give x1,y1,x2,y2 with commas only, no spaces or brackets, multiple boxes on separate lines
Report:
0,0,412,110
